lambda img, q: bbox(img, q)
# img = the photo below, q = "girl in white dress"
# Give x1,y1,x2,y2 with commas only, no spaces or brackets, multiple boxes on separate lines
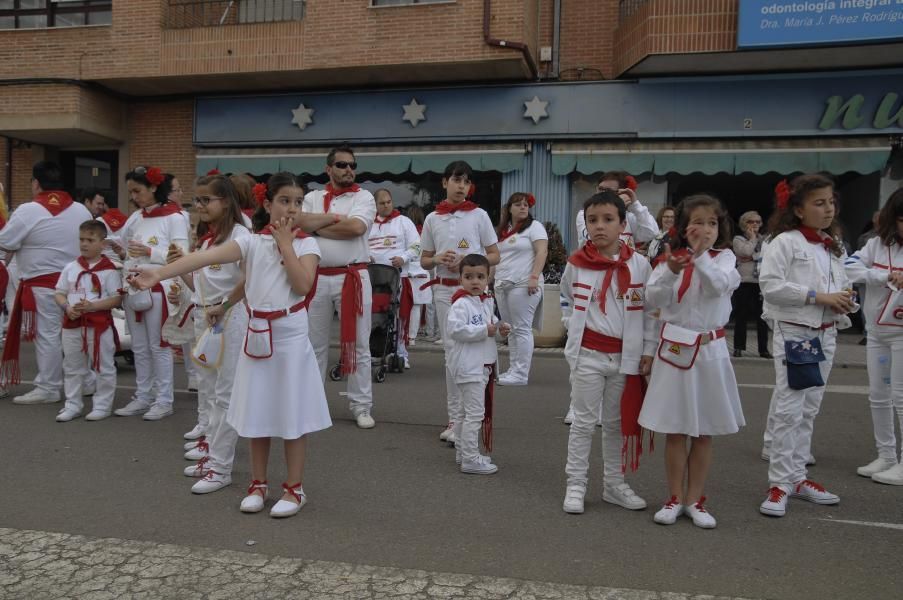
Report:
639,194,743,529
131,172,330,519
494,192,548,386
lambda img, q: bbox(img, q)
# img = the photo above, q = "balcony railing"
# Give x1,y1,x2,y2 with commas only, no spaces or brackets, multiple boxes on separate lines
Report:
166,0,305,29
618,0,650,25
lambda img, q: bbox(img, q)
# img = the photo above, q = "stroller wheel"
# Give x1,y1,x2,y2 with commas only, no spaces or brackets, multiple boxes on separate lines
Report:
374,366,387,383
329,364,343,381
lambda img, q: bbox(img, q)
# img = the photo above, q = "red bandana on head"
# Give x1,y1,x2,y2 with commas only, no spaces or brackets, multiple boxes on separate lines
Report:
434,200,478,215
141,202,182,218
101,209,127,232
797,226,833,250
34,191,74,216
323,183,361,213
374,209,401,226
567,241,634,313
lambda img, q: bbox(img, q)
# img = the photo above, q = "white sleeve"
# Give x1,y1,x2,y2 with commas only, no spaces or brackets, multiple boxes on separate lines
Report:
234,233,253,260
55,263,75,294
760,235,809,307
0,206,37,252
401,218,421,265
293,236,322,259
447,302,490,343
575,210,587,246
646,262,679,309
626,201,659,243
420,216,436,253
530,221,549,242
348,191,376,228
479,211,499,248
693,250,741,298
559,263,575,330
845,237,889,287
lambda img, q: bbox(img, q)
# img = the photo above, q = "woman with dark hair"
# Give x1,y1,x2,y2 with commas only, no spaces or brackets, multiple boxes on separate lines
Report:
113,166,190,421
845,188,903,485
731,210,771,358
230,173,257,226
494,192,548,386
646,205,676,260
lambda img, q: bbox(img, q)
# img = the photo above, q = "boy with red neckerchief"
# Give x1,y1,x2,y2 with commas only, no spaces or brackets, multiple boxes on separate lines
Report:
0,161,93,404
53,220,122,421
420,161,500,445
560,191,656,516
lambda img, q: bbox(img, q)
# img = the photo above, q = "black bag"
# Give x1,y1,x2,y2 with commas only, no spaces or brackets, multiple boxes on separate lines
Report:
783,336,826,390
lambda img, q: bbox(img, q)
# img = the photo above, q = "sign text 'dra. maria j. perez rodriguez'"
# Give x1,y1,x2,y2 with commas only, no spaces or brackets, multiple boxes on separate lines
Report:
738,0,903,48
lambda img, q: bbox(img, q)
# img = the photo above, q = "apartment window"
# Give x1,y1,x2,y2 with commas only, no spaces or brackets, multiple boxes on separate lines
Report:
166,0,306,29
371,0,452,6
0,0,111,30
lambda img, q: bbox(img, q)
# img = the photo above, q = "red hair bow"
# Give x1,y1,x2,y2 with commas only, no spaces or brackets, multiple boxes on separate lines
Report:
775,179,790,211
206,168,221,176
624,175,638,191
526,193,536,207
252,183,268,207
145,166,165,187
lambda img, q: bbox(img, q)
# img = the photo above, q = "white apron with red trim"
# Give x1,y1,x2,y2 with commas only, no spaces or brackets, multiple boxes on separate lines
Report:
227,309,332,439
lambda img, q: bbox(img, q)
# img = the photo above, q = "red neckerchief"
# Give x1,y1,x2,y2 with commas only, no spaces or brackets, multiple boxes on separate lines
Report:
435,200,478,215
674,248,720,302
374,210,401,227
498,220,529,242
568,241,634,314
69,257,118,370
242,208,255,218
451,289,490,304
100,209,127,232
140,202,182,218
74,256,117,299
258,224,308,239
197,227,217,249
34,191,74,216
797,226,833,250
323,183,361,213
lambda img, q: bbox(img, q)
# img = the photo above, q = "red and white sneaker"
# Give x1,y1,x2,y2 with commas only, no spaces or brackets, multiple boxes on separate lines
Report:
760,487,789,517
439,422,455,443
183,456,210,478
791,480,839,505
184,439,209,461
184,435,206,451
653,496,684,525
684,496,716,529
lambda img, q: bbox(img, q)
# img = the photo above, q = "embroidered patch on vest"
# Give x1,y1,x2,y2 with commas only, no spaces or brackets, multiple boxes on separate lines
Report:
457,239,470,249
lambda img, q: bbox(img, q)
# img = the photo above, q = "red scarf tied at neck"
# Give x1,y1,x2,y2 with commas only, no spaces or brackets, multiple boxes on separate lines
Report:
141,202,182,219
35,191,74,216
797,226,834,251
374,210,401,227
451,289,490,303
434,200,478,215
323,183,361,213
68,256,119,371
567,242,634,314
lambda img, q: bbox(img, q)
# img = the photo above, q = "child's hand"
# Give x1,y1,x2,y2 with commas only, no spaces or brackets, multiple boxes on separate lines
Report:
127,240,151,258
128,266,161,291
663,244,689,275
639,355,653,376
167,284,181,305
487,322,498,337
270,217,296,250
888,272,903,288
617,188,637,207
166,244,184,264
686,225,714,254
816,291,856,314
498,322,512,337
65,305,81,320
108,240,125,259
206,303,225,328
74,299,93,314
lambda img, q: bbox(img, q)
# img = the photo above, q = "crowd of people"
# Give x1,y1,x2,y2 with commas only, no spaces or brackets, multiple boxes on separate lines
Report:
1,148,901,526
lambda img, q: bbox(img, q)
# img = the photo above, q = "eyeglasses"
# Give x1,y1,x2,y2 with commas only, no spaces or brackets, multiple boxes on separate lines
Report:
193,195,222,206
332,161,357,170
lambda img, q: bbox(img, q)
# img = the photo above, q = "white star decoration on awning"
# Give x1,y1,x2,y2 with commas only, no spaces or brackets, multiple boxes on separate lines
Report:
402,98,427,128
291,103,314,130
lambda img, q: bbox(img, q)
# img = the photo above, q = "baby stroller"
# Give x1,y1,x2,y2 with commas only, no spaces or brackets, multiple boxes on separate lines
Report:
329,263,403,384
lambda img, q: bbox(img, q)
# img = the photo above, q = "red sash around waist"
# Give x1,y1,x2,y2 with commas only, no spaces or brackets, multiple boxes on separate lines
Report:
581,328,623,353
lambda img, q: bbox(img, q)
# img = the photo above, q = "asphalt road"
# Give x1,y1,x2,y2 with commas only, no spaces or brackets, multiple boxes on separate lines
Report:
0,342,899,599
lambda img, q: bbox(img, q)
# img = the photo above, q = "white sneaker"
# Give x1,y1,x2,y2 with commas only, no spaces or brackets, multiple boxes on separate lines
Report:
114,397,150,417
857,457,897,478
355,412,376,429
461,454,498,475
563,408,575,425
270,483,306,518
184,436,206,451
55,408,81,422
653,497,684,525
184,458,210,478
497,374,527,386
404,358,411,369
872,462,903,486
439,422,455,442
185,440,209,461
240,481,268,513
85,410,111,421
187,377,199,392
760,487,789,517
191,471,231,494
408,339,416,347
685,497,717,529
563,485,586,514
143,403,174,421
183,424,206,440
791,479,839,505
13,388,60,405
433,338,444,345
602,482,647,510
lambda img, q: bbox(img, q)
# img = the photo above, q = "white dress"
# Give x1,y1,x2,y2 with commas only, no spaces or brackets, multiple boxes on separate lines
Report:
227,233,332,440
639,249,746,437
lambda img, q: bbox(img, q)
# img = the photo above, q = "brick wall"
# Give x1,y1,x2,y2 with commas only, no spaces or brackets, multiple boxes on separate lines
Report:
127,100,196,200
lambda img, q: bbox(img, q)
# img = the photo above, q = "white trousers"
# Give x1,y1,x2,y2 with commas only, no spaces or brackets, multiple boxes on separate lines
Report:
125,291,174,408
434,283,460,424
452,366,491,463
866,331,903,461
182,341,197,384
31,287,64,394
62,327,116,414
495,285,541,382
768,325,837,492
409,305,423,340
565,348,626,488
308,271,373,416
192,314,215,431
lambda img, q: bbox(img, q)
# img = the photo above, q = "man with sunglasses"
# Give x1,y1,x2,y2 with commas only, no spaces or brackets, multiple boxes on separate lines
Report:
302,145,378,429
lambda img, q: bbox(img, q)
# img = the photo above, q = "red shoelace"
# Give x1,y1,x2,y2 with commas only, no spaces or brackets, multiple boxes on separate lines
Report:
195,440,209,453
663,495,680,508
201,469,219,481
799,479,826,492
693,496,708,511
766,487,786,502
247,479,267,495
282,482,304,502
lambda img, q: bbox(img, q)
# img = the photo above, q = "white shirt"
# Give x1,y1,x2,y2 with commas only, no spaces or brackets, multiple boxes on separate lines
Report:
55,258,120,303
0,200,93,279
368,214,421,276
446,294,499,384
191,224,251,305
576,200,659,248
846,236,903,328
584,264,625,339
117,207,191,270
236,234,320,311
421,208,498,279
495,220,548,284
302,188,376,267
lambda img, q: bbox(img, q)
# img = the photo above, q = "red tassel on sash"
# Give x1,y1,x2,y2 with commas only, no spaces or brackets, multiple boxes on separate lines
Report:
620,374,653,473
481,363,496,453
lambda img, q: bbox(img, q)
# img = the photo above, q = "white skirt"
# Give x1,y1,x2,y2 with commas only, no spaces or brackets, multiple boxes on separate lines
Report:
227,309,332,439
639,339,745,437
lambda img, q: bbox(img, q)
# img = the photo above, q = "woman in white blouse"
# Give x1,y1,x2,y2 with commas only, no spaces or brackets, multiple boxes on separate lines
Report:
493,193,548,386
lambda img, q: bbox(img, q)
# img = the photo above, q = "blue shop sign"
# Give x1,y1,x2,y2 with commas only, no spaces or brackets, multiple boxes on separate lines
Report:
738,0,903,48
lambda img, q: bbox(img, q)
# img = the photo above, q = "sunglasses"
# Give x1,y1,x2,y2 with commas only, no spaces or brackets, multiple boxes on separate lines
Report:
332,161,357,170
193,195,222,206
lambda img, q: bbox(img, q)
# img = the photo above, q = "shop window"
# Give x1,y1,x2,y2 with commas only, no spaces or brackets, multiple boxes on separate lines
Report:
0,0,111,30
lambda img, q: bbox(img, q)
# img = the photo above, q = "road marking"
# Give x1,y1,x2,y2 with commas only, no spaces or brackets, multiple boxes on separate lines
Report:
738,383,869,395
821,519,903,531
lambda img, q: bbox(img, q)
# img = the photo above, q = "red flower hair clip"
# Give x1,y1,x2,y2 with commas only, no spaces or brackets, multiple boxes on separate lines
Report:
252,182,268,207
467,183,476,200
525,193,536,207
624,175,638,191
775,179,791,211
145,166,165,187
206,168,221,176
